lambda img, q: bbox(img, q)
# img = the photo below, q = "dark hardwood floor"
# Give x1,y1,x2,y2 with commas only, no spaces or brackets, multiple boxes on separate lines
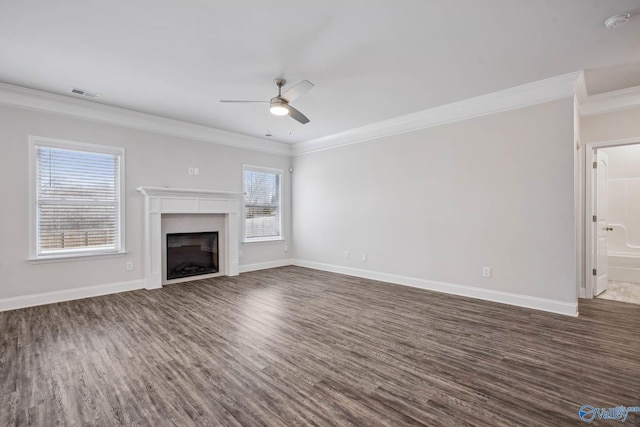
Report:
1,266,639,426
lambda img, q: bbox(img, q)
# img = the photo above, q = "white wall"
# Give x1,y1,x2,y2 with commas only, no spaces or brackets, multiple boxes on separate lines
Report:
293,98,576,306
0,105,291,300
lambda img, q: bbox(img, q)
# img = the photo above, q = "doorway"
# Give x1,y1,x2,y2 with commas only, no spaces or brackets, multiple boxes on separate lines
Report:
586,142,640,304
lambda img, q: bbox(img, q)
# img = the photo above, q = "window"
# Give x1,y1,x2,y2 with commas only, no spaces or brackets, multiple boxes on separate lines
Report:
243,165,282,242
30,137,125,258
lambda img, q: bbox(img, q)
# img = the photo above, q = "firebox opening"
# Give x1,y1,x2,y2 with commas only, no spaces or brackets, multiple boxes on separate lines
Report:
166,231,219,280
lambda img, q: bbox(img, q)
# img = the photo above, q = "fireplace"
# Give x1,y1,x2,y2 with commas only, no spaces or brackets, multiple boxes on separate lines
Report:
166,231,219,280
137,187,240,289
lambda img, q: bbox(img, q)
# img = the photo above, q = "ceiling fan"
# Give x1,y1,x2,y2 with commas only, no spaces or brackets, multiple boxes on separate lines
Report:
220,79,314,124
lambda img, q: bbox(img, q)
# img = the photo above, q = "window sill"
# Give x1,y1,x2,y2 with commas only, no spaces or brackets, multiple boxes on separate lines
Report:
28,251,128,264
243,237,286,244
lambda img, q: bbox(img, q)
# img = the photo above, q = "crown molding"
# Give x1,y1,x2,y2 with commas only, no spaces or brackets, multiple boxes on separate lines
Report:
0,83,292,156
577,84,640,117
293,71,581,155
1,71,590,158
574,71,588,104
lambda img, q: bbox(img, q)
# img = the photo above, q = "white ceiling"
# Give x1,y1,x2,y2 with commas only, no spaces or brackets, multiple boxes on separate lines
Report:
1,0,639,144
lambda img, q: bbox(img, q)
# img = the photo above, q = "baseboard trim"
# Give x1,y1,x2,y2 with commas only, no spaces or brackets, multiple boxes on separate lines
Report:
0,279,145,312
1,263,578,316
291,259,578,317
239,259,294,273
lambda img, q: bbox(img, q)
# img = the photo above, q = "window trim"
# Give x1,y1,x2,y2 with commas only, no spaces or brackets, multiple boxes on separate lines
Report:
28,136,126,260
242,164,284,243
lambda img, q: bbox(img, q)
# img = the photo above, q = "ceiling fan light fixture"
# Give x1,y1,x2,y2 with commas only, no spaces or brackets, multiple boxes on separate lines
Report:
270,105,289,116
269,98,289,116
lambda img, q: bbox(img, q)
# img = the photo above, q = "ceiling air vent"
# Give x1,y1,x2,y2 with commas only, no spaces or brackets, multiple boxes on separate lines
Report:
70,88,100,99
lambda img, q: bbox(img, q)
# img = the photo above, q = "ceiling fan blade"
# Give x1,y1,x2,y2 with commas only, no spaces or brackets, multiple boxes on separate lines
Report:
281,80,314,102
219,100,269,103
287,105,310,124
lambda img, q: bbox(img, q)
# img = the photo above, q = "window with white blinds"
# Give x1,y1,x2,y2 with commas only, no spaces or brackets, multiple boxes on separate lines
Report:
243,166,282,241
31,137,124,258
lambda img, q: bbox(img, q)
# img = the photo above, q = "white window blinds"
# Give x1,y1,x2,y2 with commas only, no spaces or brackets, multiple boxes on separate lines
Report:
243,167,282,240
34,140,123,256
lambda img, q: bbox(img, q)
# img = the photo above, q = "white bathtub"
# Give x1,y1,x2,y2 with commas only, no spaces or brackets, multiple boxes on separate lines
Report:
607,224,640,284
608,252,640,284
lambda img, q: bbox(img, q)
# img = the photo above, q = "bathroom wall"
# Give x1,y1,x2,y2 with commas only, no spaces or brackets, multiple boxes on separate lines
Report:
601,144,640,283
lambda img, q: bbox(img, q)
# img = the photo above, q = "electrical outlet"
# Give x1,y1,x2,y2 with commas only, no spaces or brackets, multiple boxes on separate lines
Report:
361,253,367,261
482,266,491,278
194,167,199,175
344,250,349,259
126,261,134,271
238,250,243,258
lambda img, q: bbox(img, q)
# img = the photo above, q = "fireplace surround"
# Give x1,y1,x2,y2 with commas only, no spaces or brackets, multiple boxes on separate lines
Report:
137,187,241,289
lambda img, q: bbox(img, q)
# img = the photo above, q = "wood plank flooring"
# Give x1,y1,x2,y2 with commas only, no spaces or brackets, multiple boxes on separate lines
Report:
1,266,639,426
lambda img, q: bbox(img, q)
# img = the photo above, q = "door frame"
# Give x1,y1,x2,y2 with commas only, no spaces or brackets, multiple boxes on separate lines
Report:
584,137,640,298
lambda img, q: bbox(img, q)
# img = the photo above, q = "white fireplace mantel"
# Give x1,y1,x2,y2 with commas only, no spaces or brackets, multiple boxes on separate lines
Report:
137,187,242,289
